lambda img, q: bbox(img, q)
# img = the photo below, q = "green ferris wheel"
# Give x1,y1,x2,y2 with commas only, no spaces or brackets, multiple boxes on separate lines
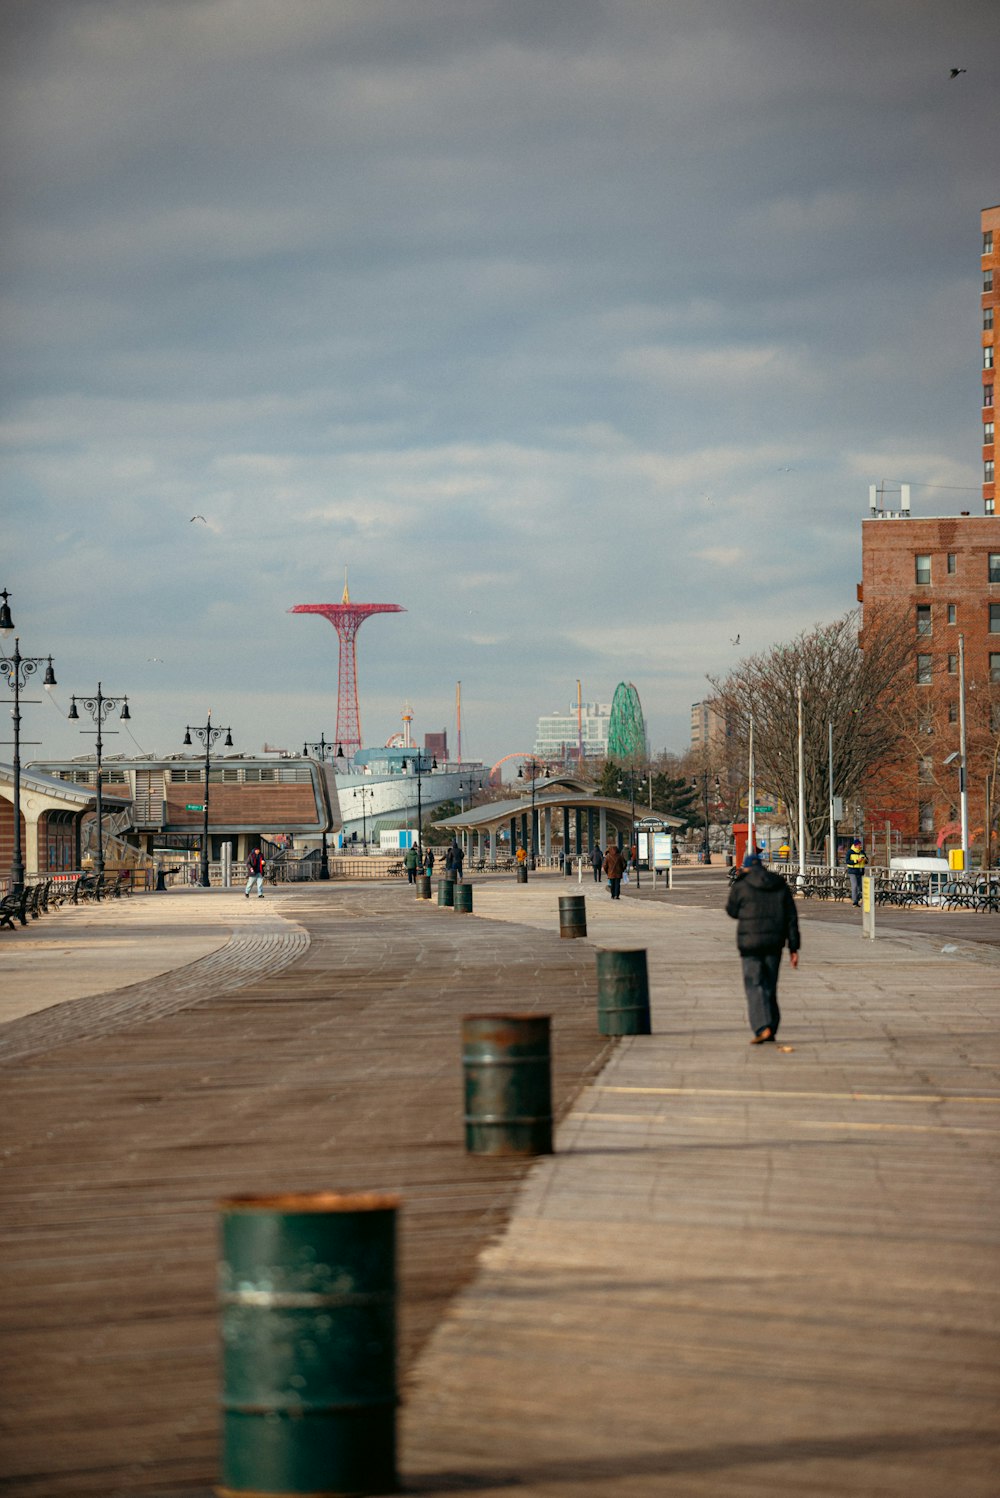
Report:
607,681,647,760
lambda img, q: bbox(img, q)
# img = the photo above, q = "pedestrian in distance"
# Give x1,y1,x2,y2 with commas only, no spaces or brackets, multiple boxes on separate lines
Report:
603,842,626,900
725,851,800,1043
450,839,465,881
424,846,435,877
515,844,527,865
590,844,604,883
245,845,266,899
403,843,420,884
846,839,867,906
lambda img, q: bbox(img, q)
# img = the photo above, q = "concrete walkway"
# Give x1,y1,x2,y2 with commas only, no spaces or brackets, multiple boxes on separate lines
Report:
401,881,1000,1496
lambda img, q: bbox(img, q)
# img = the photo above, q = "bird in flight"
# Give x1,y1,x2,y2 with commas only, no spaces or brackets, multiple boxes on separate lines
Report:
190,514,207,523
147,657,164,663
731,634,740,646
949,68,966,78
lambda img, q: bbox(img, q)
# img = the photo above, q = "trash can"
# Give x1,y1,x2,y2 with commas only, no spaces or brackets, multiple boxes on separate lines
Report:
595,949,651,1035
218,1190,399,1496
415,873,431,900
558,893,587,939
462,1014,553,1156
453,882,473,914
516,864,528,884
437,878,455,908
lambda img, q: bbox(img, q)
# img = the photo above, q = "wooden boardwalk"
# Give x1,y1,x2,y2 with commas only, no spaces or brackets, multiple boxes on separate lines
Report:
0,883,612,1496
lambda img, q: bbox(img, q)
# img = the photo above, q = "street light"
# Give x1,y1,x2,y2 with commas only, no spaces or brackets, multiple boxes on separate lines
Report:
182,712,234,888
401,752,437,851
68,683,131,879
352,784,375,854
617,765,646,889
303,732,337,880
0,591,57,893
518,760,548,870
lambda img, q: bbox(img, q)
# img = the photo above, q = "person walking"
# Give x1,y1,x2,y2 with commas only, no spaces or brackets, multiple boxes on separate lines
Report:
403,843,420,884
590,844,604,883
424,846,435,878
450,839,465,881
245,845,266,899
725,851,800,1043
603,841,626,900
846,839,867,907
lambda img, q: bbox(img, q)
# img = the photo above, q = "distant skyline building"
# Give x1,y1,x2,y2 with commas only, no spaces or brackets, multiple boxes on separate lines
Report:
690,698,728,757
534,701,611,761
424,730,449,762
983,204,998,517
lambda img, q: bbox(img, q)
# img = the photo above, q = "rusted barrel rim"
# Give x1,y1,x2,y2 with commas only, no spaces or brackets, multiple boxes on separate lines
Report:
219,1190,401,1213
595,946,646,956
462,1011,546,1024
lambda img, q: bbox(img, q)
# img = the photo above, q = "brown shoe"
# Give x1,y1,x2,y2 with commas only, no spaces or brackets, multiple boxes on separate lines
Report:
750,1027,774,1045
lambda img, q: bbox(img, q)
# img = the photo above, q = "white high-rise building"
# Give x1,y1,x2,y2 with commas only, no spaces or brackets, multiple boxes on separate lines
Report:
534,702,611,762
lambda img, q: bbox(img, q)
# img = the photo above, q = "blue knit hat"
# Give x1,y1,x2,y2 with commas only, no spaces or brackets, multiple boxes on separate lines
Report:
742,851,763,868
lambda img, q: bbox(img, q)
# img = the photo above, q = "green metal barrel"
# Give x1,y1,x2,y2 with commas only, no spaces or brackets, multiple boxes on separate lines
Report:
595,949,651,1036
558,893,587,939
414,874,431,900
436,878,455,908
515,864,528,884
462,1014,553,1156
453,881,473,914
217,1190,399,1497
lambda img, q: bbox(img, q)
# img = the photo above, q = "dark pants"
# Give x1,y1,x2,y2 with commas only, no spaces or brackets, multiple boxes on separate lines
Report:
592,865,602,882
848,869,863,905
608,877,622,899
407,867,416,884
741,949,782,1036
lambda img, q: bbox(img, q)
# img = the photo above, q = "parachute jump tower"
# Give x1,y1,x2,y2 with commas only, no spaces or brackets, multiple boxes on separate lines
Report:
289,573,405,762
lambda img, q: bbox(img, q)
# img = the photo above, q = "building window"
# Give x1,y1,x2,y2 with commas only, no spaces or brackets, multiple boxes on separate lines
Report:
986,346,995,370
987,271,995,292
947,553,957,574
915,554,931,584
986,460,995,483
169,767,204,783
916,604,932,635
988,308,996,332
947,654,957,674
986,422,996,445
992,654,1000,683
990,604,1000,633
948,702,958,723
986,230,995,255
948,603,956,624
243,767,278,782
917,654,933,684
918,709,934,735
986,384,995,408
918,756,934,783
919,802,935,835
989,553,1000,582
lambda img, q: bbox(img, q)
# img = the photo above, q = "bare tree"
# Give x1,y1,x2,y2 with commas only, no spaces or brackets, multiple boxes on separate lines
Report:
709,607,913,853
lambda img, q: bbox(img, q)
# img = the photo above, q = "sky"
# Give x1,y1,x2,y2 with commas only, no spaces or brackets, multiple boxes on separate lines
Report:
2,0,997,773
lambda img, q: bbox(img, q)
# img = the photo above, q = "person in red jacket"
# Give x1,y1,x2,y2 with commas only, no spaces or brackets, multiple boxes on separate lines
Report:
725,852,800,1043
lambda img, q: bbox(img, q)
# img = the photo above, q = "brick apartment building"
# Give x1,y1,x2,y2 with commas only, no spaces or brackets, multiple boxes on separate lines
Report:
859,509,999,851
983,204,998,516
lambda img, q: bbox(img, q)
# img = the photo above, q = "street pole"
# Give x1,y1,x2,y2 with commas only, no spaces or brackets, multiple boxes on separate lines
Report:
747,712,755,864
303,734,335,879
69,683,131,878
828,720,835,871
183,713,234,887
796,686,802,880
958,633,969,869
0,602,57,894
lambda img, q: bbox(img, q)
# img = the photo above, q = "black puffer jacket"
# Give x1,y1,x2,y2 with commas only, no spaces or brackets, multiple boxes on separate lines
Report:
725,865,800,955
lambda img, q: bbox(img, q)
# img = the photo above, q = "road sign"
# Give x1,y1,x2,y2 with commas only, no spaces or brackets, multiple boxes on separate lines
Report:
754,804,775,813
185,803,205,811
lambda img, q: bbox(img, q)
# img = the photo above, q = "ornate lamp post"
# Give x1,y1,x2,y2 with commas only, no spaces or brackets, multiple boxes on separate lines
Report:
352,784,375,854
303,732,337,879
1,590,56,894
617,764,646,889
401,752,437,851
68,683,131,878
182,712,233,887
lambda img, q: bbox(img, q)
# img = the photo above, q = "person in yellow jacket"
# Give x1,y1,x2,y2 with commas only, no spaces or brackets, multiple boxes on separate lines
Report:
846,839,867,906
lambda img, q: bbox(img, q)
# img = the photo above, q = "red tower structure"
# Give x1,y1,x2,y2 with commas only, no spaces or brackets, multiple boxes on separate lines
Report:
290,576,404,762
